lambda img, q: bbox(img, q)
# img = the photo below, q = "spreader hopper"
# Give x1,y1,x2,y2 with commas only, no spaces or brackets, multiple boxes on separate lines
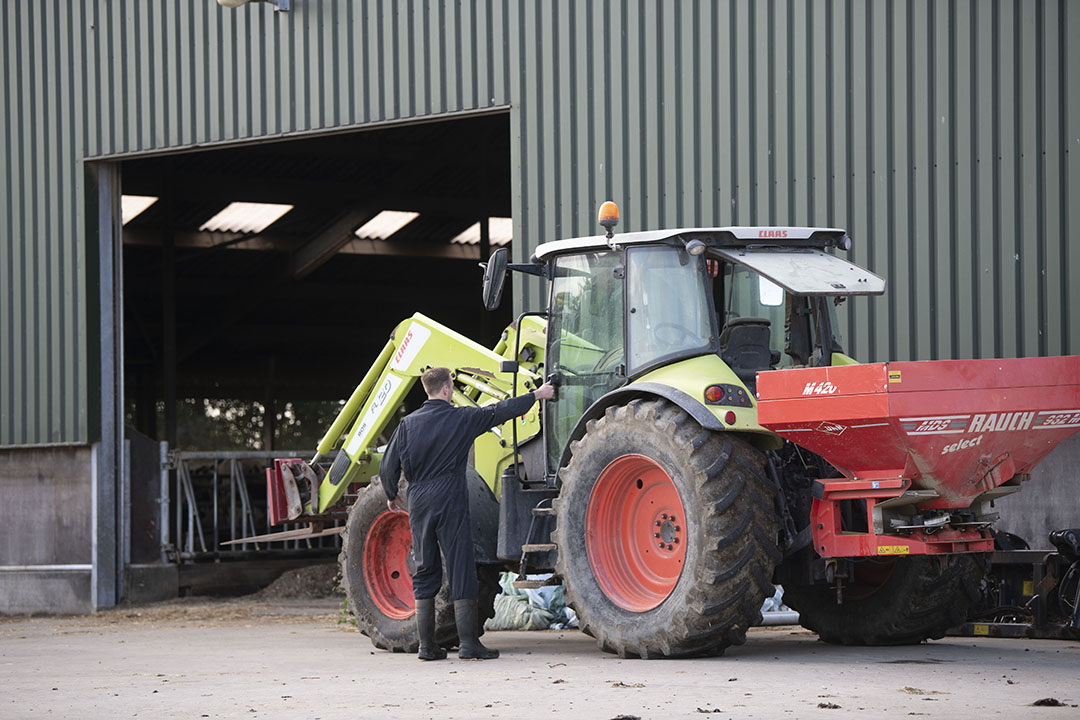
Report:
757,356,1080,557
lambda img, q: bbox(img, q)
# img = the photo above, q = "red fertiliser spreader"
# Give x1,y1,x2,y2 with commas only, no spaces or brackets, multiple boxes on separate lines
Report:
756,356,1080,560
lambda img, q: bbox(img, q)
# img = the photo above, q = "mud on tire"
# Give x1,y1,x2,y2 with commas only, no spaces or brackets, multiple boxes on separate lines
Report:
783,553,987,645
552,399,781,658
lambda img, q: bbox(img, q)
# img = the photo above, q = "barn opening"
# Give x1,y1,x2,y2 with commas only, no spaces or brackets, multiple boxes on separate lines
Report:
118,112,513,593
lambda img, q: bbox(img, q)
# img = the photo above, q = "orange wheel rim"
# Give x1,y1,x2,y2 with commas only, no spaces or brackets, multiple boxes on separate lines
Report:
585,454,687,612
362,510,415,619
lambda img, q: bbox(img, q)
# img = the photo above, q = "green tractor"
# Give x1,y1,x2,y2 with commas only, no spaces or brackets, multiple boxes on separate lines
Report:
265,204,1043,657
482,208,888,657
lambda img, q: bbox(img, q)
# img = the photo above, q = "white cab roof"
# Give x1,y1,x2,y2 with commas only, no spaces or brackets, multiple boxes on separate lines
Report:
532,226,846,261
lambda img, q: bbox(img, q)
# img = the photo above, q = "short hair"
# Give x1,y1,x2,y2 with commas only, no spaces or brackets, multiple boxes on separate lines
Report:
421,367,452,397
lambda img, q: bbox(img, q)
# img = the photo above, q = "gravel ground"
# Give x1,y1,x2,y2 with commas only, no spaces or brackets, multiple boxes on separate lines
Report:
2,598,1078,719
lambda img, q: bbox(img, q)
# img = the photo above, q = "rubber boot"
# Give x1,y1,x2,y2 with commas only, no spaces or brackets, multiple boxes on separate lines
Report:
454,598,499,659
415,598,446,661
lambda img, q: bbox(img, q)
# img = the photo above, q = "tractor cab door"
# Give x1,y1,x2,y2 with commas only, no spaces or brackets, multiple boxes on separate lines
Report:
544,251,626,476
544,245,718,477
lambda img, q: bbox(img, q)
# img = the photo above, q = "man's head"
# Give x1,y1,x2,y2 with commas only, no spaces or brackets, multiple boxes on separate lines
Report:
421,367,453,401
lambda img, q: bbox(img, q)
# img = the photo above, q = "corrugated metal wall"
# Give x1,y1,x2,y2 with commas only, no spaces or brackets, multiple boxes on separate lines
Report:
2,2,89,446
0,0,519,446
1,0,1077,446
513,0,1079,367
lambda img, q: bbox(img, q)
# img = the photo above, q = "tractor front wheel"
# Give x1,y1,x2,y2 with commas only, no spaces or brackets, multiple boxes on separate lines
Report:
339,479,457,652
339,477,500,652
553,399,781,658
783,553,987,645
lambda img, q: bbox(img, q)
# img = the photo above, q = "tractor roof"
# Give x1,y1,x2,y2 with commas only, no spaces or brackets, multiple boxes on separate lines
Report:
532,226,847,261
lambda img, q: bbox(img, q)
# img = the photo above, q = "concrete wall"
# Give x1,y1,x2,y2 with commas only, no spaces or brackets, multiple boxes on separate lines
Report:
0,445,94,614
995,434,1080,550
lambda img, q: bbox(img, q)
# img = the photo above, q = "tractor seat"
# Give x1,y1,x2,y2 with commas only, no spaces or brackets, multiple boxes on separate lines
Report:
719,317,775,391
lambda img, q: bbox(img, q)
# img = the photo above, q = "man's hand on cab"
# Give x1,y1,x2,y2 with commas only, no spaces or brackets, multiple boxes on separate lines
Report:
533,382,555,401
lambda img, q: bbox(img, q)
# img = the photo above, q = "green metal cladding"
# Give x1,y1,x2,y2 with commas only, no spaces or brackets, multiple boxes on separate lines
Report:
1,0,1078,446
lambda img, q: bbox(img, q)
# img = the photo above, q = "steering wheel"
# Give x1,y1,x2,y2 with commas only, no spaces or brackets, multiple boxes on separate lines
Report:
653,322,698,346
593,347,624,373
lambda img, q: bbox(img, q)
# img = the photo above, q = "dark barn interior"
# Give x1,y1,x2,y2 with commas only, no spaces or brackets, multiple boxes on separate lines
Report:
120,112,514,450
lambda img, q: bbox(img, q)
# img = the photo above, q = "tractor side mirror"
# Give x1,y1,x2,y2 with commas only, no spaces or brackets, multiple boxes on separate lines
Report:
482,247,509,310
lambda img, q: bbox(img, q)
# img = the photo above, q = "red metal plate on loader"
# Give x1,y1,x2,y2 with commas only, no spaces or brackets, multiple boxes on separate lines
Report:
267,460,302,527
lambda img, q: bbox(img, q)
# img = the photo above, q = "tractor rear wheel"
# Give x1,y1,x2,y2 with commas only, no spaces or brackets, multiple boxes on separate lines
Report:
552,399,780,658
783,553,986,645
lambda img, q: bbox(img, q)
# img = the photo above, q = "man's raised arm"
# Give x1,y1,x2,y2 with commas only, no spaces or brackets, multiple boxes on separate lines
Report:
467,381,555,437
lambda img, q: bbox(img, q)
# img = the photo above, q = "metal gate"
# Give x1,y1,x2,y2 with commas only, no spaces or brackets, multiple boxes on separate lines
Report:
159,447,342,562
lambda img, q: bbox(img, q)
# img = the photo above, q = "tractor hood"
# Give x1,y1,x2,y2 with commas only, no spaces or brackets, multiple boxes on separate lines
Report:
714,247,886,296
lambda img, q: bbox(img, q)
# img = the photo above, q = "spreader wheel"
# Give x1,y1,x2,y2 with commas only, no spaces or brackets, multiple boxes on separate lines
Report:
783,554,987,645
553,398,781,658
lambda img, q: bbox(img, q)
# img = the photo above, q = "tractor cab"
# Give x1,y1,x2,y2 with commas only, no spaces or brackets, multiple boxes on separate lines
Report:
487,205,886,480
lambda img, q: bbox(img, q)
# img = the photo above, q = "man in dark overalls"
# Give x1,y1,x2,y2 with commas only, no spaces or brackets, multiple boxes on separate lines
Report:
380,367,554,660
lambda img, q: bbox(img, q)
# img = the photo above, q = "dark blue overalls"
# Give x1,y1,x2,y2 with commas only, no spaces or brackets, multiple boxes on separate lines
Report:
380,392,536,600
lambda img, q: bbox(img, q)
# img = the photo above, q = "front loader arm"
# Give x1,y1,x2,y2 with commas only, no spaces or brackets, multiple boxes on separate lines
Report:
313,312,545,514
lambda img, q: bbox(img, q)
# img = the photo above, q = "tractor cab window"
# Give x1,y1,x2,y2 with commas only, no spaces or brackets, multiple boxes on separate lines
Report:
718,263,789,373
545,251,625,473
625,245,715,375
721,262,790,367
718,263,846,370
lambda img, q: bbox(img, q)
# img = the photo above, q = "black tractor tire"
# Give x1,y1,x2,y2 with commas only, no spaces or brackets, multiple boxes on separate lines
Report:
552,398,781,658
783,553,987,645
339,478,502,652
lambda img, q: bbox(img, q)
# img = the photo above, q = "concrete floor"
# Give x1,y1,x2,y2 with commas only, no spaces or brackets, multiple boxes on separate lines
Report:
1,599,1078,719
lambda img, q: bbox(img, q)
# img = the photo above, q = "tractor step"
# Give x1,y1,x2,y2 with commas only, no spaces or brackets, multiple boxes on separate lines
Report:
520,483,554,492
530,507,556,517
521,543,557,553
512,577,562,590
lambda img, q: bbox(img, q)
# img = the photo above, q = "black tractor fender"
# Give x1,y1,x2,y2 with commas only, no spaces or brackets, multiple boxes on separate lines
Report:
554,382,727,479
466,466,501,563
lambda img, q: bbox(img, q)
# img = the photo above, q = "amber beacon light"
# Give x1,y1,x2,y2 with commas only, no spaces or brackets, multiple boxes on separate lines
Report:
598,201,619,239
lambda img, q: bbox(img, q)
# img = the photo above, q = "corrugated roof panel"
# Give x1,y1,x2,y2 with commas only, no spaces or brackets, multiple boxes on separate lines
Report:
120,195,157,225
198,201,294,234
450,218,512,246
354,211,419,241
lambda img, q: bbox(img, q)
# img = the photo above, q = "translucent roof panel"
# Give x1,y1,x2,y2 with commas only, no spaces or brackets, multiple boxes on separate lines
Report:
713,248,886,296
199,202,294,233
450,217,513,246
121,195,158,225
354,210,419,240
